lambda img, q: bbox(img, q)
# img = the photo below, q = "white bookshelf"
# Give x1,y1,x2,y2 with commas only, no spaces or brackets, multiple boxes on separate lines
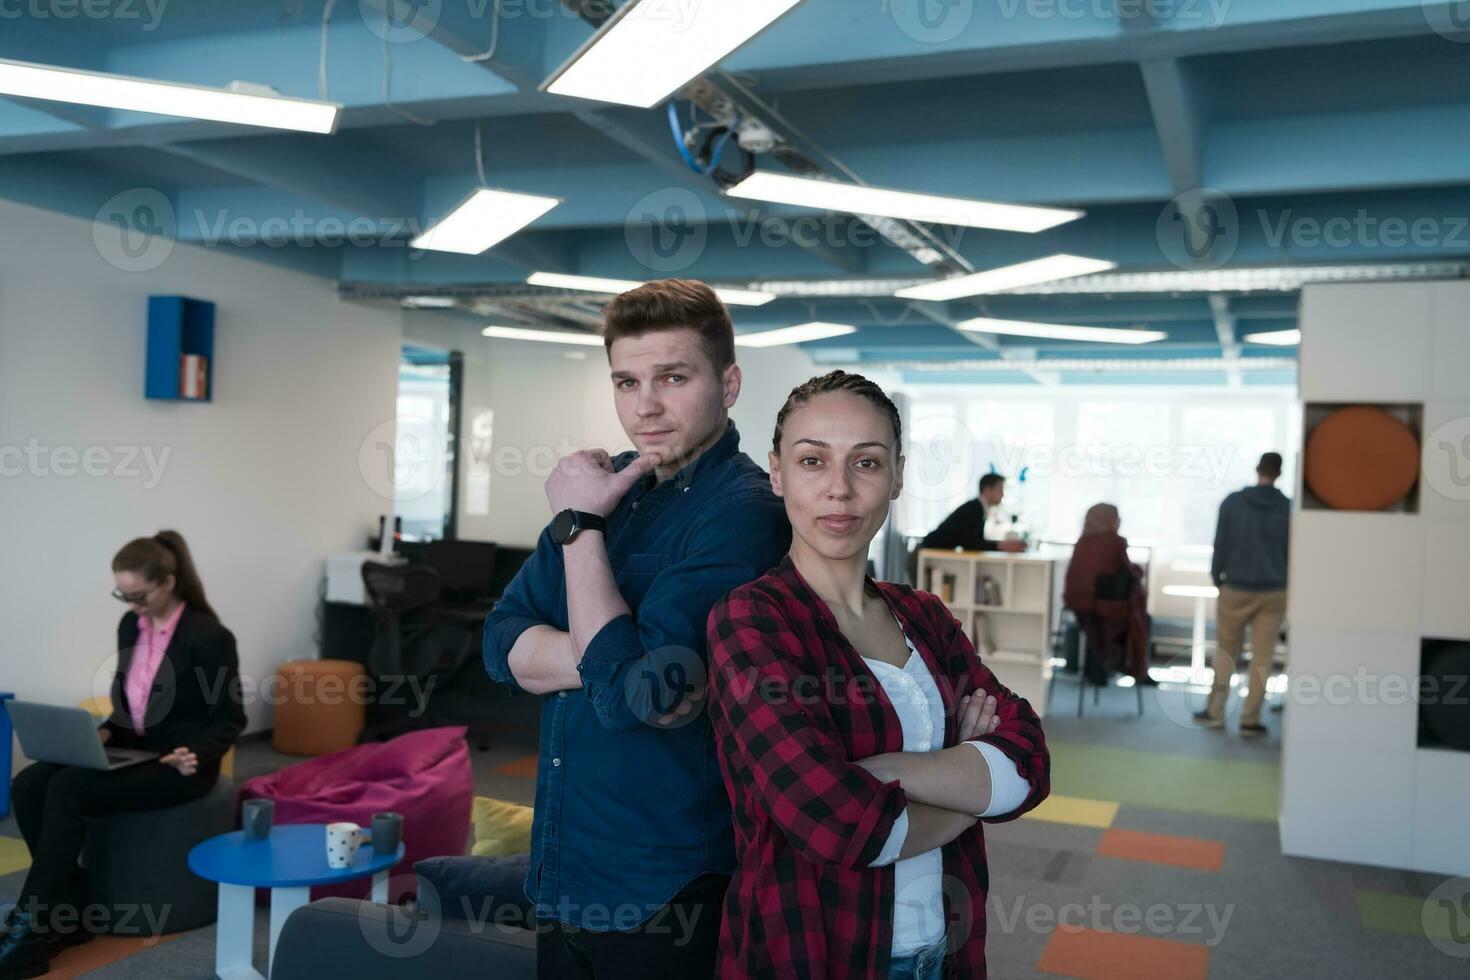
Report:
917,549,1055,717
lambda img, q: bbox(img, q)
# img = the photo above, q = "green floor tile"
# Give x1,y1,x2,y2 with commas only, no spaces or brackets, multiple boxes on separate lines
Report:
1048,741,1281,823
1357,889,1470,943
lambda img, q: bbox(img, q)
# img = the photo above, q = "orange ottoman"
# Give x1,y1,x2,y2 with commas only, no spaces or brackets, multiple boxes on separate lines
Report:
271,659,367,755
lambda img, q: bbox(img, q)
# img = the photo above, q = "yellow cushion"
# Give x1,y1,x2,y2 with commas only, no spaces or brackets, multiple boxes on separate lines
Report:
471,796,534,857
79,695,113,720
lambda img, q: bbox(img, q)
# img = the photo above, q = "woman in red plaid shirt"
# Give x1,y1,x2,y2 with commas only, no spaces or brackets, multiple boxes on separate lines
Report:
706,371,1050,979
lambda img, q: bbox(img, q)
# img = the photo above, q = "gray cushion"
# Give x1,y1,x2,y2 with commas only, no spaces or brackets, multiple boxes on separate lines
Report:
272,897,535,979
82,776,236,935
413,853,532,928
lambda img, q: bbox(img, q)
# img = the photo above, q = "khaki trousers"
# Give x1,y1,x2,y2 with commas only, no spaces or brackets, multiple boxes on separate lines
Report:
1205,585,1286,727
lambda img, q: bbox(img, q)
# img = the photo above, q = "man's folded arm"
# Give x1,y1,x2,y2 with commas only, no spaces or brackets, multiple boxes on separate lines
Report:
574,494,789,732
483,526,581,695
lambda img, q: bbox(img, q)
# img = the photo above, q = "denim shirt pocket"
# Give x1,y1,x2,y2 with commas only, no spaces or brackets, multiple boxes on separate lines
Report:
617,552,671,605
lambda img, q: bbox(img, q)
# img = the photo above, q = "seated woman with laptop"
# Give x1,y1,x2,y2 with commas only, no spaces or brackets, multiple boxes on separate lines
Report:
1,531,246,979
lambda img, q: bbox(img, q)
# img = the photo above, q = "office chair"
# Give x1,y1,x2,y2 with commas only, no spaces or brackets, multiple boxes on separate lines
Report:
361,561,443,681
360,562,491,751
1048,581,1147,720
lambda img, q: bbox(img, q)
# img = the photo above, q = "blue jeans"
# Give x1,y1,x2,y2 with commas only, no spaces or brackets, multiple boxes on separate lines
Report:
890,940,947,980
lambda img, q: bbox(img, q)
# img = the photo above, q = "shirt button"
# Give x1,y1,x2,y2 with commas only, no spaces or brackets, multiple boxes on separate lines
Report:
552,758,561,767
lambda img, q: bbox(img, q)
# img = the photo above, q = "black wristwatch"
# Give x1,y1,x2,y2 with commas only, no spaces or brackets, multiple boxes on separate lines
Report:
550,509,607,545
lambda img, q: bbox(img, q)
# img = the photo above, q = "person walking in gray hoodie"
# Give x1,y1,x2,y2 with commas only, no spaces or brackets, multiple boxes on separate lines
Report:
1194,452,1290,737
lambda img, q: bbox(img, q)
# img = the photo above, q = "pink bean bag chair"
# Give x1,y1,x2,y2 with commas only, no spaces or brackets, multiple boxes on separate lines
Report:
238,726,473,901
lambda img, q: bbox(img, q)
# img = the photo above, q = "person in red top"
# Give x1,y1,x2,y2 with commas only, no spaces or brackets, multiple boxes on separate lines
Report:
1061,503,1151,685
706,371,1050,979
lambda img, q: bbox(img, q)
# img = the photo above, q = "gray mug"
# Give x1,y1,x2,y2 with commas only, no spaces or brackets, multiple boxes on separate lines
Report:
370,812,403,855
242,799,274,841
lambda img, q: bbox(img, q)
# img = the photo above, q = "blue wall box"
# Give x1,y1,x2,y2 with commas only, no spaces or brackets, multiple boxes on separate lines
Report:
146,295,215,401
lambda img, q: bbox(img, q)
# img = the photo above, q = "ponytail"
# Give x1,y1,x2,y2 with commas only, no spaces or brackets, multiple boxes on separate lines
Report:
112,530,218,620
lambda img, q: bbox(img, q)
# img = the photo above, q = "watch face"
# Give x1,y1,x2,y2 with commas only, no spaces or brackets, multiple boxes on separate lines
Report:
551,509,578,544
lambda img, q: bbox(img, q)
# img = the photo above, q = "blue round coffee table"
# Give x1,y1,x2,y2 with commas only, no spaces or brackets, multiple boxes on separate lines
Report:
189,823,405,979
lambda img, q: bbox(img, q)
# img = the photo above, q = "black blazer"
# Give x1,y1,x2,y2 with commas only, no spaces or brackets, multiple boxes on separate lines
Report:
102,607,247,770
920,498,1000,552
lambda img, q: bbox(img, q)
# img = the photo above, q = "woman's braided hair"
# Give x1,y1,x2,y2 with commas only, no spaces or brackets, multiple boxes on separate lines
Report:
772,370,902,457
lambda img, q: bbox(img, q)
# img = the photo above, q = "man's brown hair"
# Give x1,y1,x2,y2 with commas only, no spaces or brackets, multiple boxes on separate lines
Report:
602,279,736,374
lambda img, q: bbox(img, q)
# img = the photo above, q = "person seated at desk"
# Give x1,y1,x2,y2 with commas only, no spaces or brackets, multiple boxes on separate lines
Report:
2,531,245,977
920,473,1025,553
1063,504,1151,686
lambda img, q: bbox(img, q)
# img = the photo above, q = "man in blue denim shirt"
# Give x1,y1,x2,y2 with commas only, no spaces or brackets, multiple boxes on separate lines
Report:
483,280,790,979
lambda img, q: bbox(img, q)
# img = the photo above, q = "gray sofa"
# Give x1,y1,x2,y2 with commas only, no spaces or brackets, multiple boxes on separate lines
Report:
271,897,535,978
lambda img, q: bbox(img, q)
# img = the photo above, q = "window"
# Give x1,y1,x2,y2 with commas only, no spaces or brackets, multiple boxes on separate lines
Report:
393,346,463,540
894,384,1297,576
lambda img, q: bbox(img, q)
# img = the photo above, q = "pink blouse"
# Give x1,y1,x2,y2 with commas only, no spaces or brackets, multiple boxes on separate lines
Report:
125,602,185,734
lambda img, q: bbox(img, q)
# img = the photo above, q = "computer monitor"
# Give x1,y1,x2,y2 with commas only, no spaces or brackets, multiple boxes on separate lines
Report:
424,540,498,599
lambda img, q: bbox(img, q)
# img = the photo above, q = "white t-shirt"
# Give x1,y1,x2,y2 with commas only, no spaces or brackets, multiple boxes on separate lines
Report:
862,628,1031,956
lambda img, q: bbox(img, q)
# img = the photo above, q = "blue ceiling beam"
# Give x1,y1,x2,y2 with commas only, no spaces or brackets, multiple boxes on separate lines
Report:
725,0,1444,92
1138,58,1207,194
163,132,421,219
169,187,411,245
825,129,1171,206
1210,103,1470,194
338,239,555,283
358,0,552,93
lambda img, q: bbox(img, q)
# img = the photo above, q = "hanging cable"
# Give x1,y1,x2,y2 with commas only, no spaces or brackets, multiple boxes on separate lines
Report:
381,31,435,126
699,127,734,175
318,0,339,101
461,0,503,62
666,102,703,174
474,120,488,186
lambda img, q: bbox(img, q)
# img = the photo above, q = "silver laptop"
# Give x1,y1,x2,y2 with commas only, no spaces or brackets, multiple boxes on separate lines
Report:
7,701,159,771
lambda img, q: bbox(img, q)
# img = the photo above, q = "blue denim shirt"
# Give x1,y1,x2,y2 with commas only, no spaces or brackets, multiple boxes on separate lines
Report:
483,422,791,928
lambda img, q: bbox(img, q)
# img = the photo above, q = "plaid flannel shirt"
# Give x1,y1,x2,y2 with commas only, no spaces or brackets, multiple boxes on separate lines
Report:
706,555,1050,978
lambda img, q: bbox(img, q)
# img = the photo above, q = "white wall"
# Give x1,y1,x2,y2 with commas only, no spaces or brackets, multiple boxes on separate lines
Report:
403,314,819,548
0,198,402,736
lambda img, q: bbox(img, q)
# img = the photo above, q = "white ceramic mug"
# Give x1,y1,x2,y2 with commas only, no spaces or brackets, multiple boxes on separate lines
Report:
326,822,363,869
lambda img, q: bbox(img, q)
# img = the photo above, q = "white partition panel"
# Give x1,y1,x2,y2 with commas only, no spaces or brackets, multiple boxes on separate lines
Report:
1284,281,1470,875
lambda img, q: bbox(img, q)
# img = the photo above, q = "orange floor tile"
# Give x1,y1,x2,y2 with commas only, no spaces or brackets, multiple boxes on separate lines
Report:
1096,827,1225,872
1037,924,1211,980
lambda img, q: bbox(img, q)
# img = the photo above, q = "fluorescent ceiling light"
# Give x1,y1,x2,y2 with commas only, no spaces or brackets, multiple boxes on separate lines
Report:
1243,328,1301,346
402,296,457,309
528,271,643,293
0,58,340,133
1005,262,1466,295
749,278,923,297
955,317,1166,345
542,0,806,108
726,172,1083,234
734,322,856,348
482,325,603,346
413,189,561,255
897,255,1118,302
842,356,1295,374
710,286,779,307
526,272,777,307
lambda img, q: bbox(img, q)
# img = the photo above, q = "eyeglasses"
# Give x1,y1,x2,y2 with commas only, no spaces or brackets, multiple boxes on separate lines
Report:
111,586,156,605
